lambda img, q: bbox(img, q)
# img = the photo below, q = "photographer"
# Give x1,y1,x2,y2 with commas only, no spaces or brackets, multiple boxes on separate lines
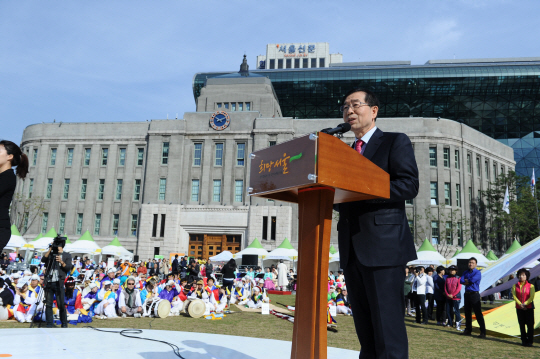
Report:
41,238,72,328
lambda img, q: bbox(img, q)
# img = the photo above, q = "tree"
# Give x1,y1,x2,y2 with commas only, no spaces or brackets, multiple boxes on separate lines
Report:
10,193,47,236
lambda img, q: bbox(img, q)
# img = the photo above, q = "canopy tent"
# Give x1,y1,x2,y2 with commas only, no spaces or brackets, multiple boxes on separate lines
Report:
500,239,522,259
32,233,43,242
486,250,499,261
407,239,447,266
452,248,461,257
329,252,340,263
64,230,101,254
101,237,133,258
234,238,268,258
31,228,58,250
448,240,492,267
209,251,234,263
329,245,337,255
5,225,27,250
265,238,298,260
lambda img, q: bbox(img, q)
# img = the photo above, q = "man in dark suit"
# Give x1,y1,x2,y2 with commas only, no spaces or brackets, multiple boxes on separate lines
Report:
41,241,72,328
336,88,419,359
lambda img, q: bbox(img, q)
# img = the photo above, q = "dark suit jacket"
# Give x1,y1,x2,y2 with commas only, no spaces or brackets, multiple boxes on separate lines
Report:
41,251,73,283
336,128,419,268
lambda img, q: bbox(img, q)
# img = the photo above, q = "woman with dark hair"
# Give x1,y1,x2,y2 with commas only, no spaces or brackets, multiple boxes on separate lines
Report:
221,258,237,292
0,140,29,252
512,268,535,347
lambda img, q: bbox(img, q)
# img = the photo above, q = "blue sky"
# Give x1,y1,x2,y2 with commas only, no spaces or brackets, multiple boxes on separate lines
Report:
2,0,539,143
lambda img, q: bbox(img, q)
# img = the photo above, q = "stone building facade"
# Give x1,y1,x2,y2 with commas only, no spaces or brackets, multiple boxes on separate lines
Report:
13,62,515,260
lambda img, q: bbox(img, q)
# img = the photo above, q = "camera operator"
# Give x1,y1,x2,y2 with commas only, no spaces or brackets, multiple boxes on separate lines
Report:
41,239,72,328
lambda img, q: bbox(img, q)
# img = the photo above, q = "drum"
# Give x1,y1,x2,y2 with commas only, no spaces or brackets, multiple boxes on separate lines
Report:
185,299,206,318
146,298,171,318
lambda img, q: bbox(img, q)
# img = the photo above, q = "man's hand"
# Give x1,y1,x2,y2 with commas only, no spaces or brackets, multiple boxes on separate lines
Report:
56,255,64,267
413,272,418,277
448,295,453,299
464,279,470,285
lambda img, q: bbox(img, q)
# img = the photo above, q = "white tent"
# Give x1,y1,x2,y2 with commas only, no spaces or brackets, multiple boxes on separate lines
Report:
209,251,233,262
407,239,447,266
265,248,298,260
5,235,27,250
32,237,54,251
64,231,101,254
234,238,268,258
329,252,340,263
100,237,133,259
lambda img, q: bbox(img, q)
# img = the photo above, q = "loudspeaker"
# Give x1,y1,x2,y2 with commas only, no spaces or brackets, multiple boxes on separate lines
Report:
242,255,258,266
134,255,140,263
457,259,469,277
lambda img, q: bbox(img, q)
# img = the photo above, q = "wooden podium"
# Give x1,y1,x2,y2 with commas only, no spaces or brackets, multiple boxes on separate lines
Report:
249,132,390,359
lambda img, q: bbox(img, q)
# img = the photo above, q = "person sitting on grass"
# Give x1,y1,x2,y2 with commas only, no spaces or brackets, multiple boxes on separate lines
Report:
118,276,142,318
95,280,118,319
230,281,248,305
512,268,535,347
13,278,36,323
189,279,216,313
247,286,263,309
82,282,99,316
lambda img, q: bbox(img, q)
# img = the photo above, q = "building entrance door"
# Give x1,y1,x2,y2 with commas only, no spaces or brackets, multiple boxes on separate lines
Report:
188,233,242,260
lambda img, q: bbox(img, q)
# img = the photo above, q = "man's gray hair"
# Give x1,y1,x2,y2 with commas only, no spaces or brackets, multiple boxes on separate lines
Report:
127,276,136,284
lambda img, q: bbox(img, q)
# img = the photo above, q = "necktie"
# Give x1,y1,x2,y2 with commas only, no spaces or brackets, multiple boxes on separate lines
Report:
355,139,364,155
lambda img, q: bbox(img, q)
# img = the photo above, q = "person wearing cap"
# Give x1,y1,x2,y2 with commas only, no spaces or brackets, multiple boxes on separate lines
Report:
460,257,486,338
229,281,247,305
101,267,116,285
82,282,99,316
189,279,217,312
28,274,41,296
13,278,37,322
64,277,85,319
159,279,180,302
246,286,264,308
140,279,157,313
118,276,142,318
41,238,72,327
444,265,462,330
95,280,118,319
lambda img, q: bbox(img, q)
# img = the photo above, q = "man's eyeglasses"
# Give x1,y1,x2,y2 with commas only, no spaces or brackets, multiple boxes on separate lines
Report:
340,102,370,113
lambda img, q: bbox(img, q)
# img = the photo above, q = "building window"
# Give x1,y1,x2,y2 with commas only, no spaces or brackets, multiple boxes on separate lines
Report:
115,179,123,200
50,148,57,166
303,58,308,68
493,163,497,180
478,189,481,199
28,179,34,198
213,180,221,202
159,178,166,200
467,154,471,173
119,148,126,166
262,216,268,240
63,179,70,200
286,58,291,68
431,221,439,245
215,143,223,166
23,213,29,233
160,214,166,237
84,148,91,166
59,213,66,234
193,143,202,166
152,214,158,237
137,148,144,166
224,103,229,110
80,179,87,200
98,179,105,200
42,212,48,233
405,199,413,205
238,102,243,111
443,148,450,168
430,182,438,205
468,187,472,203
217,103,222,108
456,184,461,207
278,59,283,69
94,214,101,235
235,180,243,202
191,180,199,201
429,147,437,167
319,58,325,67
112,214,119,235
32,149,38,166
271,216,276,240
246,102,251,111
76,213,83,235
444,183,451,206
446,222,452,245
46,179,53,199
269,59,275,69
131,214,138,236
66,148,74,166
485,160,489,178
311,58,317,68
294,58,300,68
457,222,463,246
237,143,245,166
134,179,141,201
408,220,414,236
231,103,236,111
455,150,460,170
101,148,108,166
269,141,276,147
161,142,169,165
476,157,480,176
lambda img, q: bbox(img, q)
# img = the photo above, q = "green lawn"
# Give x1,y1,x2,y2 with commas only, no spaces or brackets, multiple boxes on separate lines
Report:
1,295,538,358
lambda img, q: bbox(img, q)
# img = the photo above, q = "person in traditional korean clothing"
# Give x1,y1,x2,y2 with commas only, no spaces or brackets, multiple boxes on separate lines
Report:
95,280,118,319
205,277,219,302
335,288,352,315
215,287,228,313
82,282,99,316
230,281,248,305
13,278,37,322
0,277,15,320
101,267,116,285
247,287,263,309
118,276,142,318
64,277,88,320
189,279,217,313
28,274,41,296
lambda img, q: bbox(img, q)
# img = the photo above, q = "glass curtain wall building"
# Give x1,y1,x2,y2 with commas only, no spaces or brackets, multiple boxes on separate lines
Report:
194,58,540,176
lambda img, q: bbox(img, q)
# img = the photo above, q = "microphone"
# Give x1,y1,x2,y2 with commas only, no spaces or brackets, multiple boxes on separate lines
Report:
321,123,351,135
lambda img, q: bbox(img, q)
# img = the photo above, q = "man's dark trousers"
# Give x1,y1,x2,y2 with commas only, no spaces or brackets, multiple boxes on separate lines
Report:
415,294,427,324
345,250,408,359
464,291,486,333
45,281,67,326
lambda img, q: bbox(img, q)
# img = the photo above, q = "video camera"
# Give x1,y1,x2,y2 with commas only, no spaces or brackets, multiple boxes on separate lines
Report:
50,234,67,255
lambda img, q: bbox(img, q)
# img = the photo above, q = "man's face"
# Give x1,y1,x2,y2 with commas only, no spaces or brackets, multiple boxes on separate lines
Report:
108,272,115,279
112,284,119,291
342,91,378,136
141,274,146,280
419,267,425,274
91,287,98,293
31,279,38,287
468,259,477,270
440,269,445,276
197,284,203,291
127,281,135,289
